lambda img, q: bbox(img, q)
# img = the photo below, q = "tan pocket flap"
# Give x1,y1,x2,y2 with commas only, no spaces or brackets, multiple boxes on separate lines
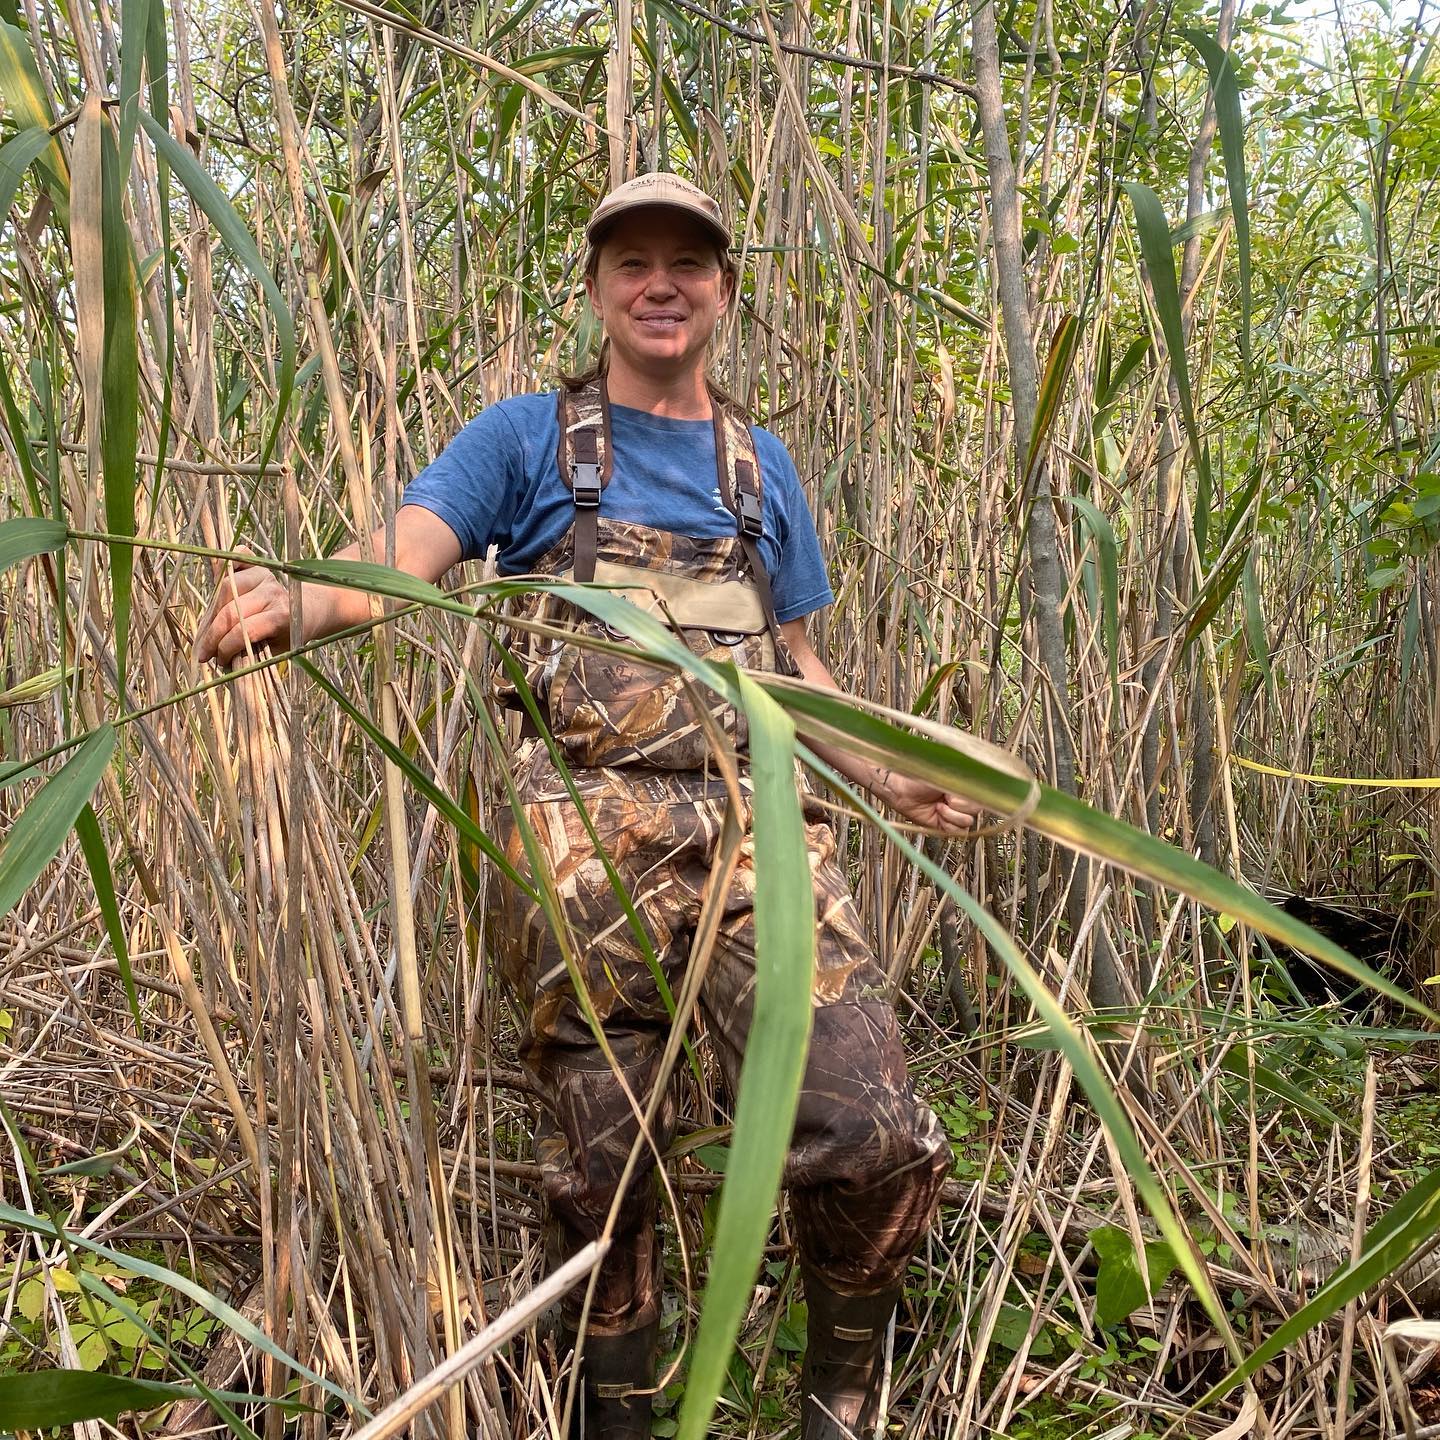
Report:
568,560,769,634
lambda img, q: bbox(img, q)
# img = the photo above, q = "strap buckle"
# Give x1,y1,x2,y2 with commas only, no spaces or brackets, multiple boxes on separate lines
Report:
736,489,763,538
572,460,602,508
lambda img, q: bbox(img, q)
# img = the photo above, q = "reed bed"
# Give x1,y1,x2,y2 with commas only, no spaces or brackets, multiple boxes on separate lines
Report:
1,0,1438,1436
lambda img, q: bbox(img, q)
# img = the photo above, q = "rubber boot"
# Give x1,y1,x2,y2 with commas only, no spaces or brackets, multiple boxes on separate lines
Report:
799,1266,900,1440
561,1318,658,1439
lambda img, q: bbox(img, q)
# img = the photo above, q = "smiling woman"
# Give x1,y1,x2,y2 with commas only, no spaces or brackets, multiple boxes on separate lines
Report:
195,171,981,1440
584,212,734,400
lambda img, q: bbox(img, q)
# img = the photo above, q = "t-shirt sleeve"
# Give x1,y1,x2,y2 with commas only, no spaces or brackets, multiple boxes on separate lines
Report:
400,403,528,562
759,432,834,623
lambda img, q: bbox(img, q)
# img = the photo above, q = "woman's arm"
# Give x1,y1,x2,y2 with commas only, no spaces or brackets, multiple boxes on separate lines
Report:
195,504,463,667
778,618,980,836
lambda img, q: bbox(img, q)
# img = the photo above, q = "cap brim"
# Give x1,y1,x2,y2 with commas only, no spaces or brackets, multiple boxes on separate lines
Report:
586,200,731,251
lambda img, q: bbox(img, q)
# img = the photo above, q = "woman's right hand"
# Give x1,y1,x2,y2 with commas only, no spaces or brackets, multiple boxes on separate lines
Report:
195,558,300,668
193,508,461,668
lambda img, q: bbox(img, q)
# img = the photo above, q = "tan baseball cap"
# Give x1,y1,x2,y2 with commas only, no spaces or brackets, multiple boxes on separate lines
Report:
586,173,731,251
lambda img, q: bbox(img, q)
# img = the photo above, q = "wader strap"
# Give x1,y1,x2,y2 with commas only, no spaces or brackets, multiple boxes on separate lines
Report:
712,401,785,653
556,378,614,583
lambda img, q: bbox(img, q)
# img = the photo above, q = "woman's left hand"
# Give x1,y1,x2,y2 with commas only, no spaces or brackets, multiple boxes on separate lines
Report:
879,772,982,834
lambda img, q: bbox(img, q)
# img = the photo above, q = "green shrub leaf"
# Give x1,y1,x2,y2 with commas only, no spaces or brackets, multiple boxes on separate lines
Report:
1090,1224,1178,1327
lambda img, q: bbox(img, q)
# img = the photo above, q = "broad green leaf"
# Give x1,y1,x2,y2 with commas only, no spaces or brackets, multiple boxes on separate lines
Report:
1200,1166,1440,1406
0,727,115,922
678,673,814,1440
0,515,65,570
1215,1046,1342,1128
75,802,142,1035
1090,1225,1178,1327
1187,31,1251,372
1095,333,1150,407
0,1371,193,1426
0,1348,282,1434
0,664,67,707
0,124,54,222
1067,494,1120,713
913,660,963,718
0,22,69,213
1183,550,1246,650
479,0,544,47
989,1302,1055,1357
139,112,294,474
1123,181,1208,491
117,0,152,176
0,1201,364,1416
510,43,606,76
290,555,473,615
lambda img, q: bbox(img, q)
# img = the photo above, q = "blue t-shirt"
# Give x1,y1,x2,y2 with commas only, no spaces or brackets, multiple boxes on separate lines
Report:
400,392,834,624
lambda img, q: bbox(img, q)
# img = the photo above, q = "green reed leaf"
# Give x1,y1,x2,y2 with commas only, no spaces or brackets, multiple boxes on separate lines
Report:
0,22,68,214
1199,1166,1440,1407
1025,313,1080,483
75,801,142,1035
1122,181,1209,491
678,673,814,1440
1214,1045,1342,1128
117,0,152,176
1242,552,1273,691
0,515,66,571
1067,493,1120,713
1187,30,1250,373
0,727,115,923
139,111,294,474
289,555,468,614
0,123,54,222
0,1372,196,1427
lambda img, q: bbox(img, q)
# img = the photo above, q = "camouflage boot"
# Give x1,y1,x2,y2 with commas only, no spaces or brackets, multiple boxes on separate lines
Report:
800,1267,899,1440
562,1319,658,1439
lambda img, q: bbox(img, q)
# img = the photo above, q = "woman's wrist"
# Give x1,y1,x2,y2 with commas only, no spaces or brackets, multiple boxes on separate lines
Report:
868,765,898,806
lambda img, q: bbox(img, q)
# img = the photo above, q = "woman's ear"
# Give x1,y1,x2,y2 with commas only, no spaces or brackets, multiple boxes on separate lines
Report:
717,266,736,317
584,270,602,321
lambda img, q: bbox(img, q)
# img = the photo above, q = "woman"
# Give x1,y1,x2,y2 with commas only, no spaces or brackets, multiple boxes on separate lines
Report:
198,173,978,1439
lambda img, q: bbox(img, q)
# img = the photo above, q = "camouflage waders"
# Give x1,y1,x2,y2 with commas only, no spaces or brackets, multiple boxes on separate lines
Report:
492,381,951,1343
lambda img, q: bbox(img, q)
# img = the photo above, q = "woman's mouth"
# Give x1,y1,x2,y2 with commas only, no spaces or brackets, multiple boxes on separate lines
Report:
635,312,685,332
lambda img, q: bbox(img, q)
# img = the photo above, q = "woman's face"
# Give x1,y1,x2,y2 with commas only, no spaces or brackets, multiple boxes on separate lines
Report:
585,209,734,380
